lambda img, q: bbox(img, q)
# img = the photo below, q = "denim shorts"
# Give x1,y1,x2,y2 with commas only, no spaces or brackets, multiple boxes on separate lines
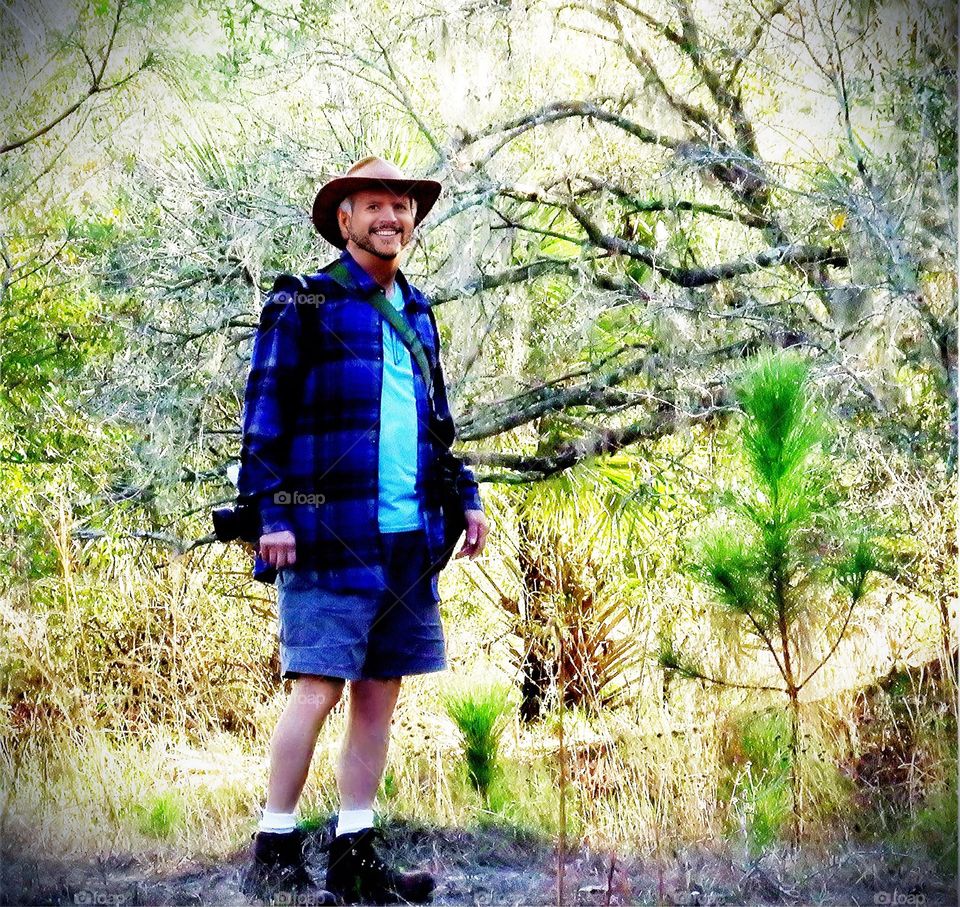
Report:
275,529,447,681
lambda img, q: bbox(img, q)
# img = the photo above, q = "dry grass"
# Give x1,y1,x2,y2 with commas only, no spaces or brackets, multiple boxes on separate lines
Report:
0,467,954,879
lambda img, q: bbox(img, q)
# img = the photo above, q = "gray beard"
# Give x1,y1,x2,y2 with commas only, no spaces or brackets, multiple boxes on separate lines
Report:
347,228,407,260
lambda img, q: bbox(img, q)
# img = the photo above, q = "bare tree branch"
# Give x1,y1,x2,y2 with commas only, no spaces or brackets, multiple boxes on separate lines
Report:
566,198,846,286
462,401,730,478
454,95,683,163
1,1,152,155
458,349,660,441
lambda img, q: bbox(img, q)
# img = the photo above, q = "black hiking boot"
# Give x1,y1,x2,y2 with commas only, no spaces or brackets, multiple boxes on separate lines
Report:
323,827,435,904
241,827,338,904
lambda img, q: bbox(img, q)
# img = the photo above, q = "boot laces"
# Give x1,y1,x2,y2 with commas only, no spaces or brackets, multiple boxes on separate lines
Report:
352,828,389,873
319,825,384,854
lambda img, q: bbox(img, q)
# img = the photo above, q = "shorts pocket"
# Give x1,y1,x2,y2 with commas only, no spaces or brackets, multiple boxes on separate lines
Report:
277,567,319,592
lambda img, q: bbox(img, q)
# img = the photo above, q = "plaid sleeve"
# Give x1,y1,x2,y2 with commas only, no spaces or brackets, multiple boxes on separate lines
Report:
426,305,484,514
236,277,303,535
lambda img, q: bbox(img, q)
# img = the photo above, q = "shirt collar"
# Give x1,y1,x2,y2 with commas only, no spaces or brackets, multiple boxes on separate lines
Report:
335,248,427,313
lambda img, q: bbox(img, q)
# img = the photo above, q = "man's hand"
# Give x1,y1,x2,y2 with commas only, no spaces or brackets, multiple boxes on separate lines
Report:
259,530,297,569
455,509,489,561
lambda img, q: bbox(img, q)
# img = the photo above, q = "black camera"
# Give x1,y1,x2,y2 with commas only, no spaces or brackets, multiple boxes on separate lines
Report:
428,411,456,451
211,498,261,544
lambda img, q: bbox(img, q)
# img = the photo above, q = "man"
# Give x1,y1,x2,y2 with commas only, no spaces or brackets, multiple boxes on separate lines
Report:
237,155,490,904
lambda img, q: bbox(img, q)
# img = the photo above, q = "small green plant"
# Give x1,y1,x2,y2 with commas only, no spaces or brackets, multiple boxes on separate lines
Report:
902,773,959,876
137,791,183,839
296,812,332,834
747,777,791,851
380,767,399,800
442,683,513,802
721,710,793,852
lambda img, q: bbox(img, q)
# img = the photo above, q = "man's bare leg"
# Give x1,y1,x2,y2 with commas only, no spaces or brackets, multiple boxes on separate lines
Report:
265,675,346,813
335,677,402,812
324,676,434,904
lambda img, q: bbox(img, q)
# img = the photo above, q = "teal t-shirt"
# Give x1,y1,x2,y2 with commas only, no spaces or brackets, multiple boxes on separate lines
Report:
377,281,424,532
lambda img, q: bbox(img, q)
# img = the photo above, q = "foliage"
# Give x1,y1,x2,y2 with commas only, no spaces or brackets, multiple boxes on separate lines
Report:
903,774,959,878
720,709,796,852
848,656,958,872
0,0,953,879
501,462,655,721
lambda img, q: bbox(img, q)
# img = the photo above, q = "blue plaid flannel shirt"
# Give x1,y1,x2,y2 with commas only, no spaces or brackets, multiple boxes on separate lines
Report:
236,248,483,592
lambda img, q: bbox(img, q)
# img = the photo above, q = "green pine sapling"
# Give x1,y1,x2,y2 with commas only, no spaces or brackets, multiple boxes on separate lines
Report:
663,349,897,843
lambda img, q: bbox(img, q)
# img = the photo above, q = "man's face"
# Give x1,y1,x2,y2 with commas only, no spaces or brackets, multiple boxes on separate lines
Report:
338,188,415,260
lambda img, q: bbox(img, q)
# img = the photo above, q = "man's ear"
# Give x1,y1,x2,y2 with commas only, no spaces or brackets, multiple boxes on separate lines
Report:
337,208,350,242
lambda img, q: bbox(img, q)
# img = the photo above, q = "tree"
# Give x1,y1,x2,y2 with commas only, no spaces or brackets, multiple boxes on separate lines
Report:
663,349,897,842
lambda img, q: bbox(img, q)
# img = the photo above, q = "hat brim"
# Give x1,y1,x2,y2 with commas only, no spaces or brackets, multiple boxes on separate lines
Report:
312,175,442,249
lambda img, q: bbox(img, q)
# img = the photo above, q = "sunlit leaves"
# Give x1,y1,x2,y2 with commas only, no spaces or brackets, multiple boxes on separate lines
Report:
682,349,895,687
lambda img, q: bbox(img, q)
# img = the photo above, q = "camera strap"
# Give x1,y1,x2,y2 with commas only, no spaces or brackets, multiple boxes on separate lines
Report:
357,287,436,408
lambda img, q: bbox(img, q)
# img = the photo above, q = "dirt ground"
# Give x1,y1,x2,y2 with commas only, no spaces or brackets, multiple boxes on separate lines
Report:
1,819,956,906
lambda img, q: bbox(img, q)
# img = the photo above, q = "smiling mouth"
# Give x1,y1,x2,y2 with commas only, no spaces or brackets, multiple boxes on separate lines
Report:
372,229,400,237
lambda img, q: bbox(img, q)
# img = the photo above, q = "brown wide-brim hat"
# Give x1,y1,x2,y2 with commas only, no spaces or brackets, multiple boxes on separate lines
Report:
312,155,443,249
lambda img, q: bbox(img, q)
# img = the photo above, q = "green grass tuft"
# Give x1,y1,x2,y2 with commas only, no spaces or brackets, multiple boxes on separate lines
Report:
442,683,513,801
721,710,793,852
136,792,183,839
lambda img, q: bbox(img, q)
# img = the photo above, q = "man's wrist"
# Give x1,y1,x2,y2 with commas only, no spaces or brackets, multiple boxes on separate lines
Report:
461,490,484,514
259,496,294,536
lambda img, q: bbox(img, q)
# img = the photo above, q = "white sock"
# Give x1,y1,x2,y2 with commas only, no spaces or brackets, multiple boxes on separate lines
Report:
258,808,297,834
336,807,375,836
